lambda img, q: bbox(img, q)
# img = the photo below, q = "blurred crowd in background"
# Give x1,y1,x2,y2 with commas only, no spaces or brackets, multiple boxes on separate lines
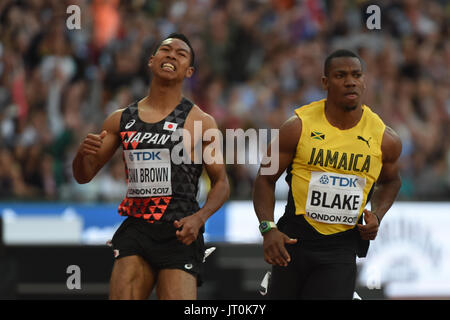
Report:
0,0,449,203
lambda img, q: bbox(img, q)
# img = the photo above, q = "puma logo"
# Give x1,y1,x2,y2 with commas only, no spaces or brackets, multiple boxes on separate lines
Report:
357,135,371,148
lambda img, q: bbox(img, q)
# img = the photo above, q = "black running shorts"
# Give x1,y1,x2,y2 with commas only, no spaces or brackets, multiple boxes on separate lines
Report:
268,241,357,299
110,216,206,286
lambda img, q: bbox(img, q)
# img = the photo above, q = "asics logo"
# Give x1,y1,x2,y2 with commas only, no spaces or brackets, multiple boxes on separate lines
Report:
125,119,136,129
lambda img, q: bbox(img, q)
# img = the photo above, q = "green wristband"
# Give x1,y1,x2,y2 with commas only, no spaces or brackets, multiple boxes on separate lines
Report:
259,221,277,234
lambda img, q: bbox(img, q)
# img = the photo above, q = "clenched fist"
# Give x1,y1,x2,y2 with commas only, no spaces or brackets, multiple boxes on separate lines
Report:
357,209,380,240
79,130,107,156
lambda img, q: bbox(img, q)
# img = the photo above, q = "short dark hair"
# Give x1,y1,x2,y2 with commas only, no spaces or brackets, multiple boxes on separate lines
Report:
153,33,195,67
324,49,363,76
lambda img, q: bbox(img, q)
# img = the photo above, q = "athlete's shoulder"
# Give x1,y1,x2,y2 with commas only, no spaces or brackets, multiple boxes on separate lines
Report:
188,104,218,129
381,126,402,162
278,115,302,150
362,104,386,126
294,99,325,111
283,115,302,130
101,107,127,134
108,99,139,120
120,101,139,115
111,107,127,116
294,99,325,118
105,107,126,123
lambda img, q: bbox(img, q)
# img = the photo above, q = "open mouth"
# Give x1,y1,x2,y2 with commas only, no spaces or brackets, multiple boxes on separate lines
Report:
344,92,358,99
161,62,176,71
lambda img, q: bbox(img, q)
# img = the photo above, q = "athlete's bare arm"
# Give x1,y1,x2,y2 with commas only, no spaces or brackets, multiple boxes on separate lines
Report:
72,109,123,184
196,111,230,222
174,106,230,245
253,116,301,266
357,126,402,240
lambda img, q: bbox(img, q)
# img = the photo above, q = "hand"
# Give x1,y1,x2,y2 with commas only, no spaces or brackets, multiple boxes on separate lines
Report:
263,229,297,267
173,214,204,245
79,130,107,156
357,209,380,240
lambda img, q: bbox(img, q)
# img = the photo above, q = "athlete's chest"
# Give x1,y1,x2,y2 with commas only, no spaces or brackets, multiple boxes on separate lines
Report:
298,124,382,175
119,100,192,150
120,123,176,150
119,116,203,171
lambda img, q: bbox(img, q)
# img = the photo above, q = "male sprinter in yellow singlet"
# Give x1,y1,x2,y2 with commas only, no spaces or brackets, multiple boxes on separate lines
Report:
73,33,229,299
253,49,402,299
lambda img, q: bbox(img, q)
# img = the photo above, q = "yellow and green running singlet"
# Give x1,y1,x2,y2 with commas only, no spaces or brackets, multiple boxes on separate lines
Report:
288,99,386,235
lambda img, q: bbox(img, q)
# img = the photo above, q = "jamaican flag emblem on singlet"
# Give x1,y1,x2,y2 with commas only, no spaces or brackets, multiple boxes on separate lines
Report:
311,131,325,140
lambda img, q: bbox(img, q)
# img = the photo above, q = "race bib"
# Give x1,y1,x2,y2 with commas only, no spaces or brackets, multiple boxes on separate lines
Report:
124,148,172,197
305,171,366,225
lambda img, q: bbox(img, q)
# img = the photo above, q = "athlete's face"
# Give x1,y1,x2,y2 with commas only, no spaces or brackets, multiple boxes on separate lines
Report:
149,38,194,81
322,57,365,111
